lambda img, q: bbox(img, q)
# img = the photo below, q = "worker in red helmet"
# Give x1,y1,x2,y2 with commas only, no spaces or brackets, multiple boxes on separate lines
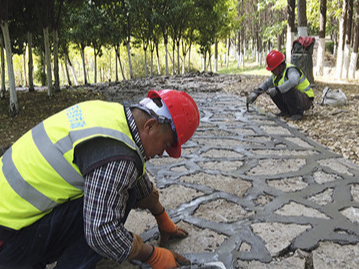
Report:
0,90,200,269
246,50,314,121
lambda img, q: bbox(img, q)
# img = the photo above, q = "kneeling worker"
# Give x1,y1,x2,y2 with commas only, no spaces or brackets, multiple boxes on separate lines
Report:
247,50,314,121
0,89,200,269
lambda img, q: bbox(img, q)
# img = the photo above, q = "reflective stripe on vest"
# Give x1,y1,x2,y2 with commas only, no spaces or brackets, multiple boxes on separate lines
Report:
273,63,314,98
0,100,145,230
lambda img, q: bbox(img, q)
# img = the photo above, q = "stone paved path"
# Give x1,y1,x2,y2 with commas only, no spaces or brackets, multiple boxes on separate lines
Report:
96,88,359,269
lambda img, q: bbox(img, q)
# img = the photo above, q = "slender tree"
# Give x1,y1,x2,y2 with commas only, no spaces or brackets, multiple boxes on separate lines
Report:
0,0,18,115
336,0,348,79
286,0,295,62
342,0,353,78
348,0,359,78
0,34,5,99
316,0,327,76
297,0,308,36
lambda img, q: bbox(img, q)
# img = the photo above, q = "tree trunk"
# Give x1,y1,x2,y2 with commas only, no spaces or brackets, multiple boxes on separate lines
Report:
0,33,6,99
237,33,240,69
94,47,97,83
156,44,161,75
188,43,191,72
144,47,148,78
226,38,230,68
176,40,180,74
1,21,18,115
126,42,133,79
53,29,60,92
202,52,206,72
114,45,118,82
172,41,175,75
22,52,27,86
342,0,353,79
214,40,218,73
316,0,327,76
116,45,126,80
67,54,78,86
336,0,348,79
63,52,72,86
165,40,169,75
150,43,154,77
348,1,359,79
297,0,308,36
80,45,87,84
43,27,53,97
27,32,35,92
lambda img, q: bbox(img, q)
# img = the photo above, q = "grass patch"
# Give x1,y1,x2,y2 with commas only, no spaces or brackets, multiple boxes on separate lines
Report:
217,60,268,76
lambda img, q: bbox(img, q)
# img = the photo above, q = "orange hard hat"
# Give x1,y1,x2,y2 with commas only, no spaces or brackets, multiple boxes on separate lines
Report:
147,89,200,158
266,50,285,71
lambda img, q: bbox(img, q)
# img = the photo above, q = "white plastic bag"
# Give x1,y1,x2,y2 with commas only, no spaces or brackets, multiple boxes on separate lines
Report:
320,87,348,106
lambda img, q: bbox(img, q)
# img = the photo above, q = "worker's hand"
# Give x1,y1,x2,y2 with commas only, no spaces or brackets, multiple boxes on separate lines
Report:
145,246,191,269
267,87,279,97
155,209,189,246
246,92,259,105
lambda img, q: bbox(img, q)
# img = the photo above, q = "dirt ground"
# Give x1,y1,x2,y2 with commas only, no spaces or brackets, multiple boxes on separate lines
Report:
0,73,358,166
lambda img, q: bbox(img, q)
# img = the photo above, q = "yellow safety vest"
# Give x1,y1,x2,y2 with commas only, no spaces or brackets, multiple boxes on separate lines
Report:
0,100,145,230
273,63,314,98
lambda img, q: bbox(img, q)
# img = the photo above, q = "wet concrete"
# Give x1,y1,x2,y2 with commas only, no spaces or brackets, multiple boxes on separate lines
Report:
66,74,359,268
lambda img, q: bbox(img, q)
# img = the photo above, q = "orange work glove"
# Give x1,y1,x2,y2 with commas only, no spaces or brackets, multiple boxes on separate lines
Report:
145,246,190,269
154,208,188,246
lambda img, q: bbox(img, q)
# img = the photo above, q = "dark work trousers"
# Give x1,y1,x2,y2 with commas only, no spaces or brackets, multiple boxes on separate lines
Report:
0,188,137,269
271,88,313,116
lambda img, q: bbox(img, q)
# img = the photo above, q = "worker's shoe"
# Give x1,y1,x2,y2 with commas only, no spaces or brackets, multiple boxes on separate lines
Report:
290,114,303,121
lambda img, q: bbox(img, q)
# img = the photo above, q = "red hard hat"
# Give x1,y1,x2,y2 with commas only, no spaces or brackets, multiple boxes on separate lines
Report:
147,89,200,158
266,50,285,71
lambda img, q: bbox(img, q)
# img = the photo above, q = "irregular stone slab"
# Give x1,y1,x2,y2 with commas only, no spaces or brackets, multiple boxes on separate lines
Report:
194,138,257,148
307,188,334,205
149,156,186,165
275,202,330,219
156,220,227,254
251,222,311,256
313,241,359,269
236,252,305,269
247,159,306,176
124,209,156,235
194,199,253,223
284,137,314,148
350,184,359,202
318,158,354,176
260,125,293,135
267,177,308,192
251,149,318,157
158,185,204,210
180,172,252,197
254,194,274,206
313,170,343,184
340,207,359,224
197,160,244,172
200,149,243,159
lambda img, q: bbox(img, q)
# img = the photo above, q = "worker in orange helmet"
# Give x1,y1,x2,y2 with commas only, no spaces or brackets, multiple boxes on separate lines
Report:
246,50,314,121
0,89,200,268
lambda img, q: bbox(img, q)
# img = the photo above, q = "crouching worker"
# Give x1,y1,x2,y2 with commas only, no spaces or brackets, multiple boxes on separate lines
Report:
246,50,314,121
0,89,200,269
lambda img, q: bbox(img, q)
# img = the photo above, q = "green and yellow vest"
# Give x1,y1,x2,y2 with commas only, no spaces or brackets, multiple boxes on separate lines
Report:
0,100,144,230
273,63,314,98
